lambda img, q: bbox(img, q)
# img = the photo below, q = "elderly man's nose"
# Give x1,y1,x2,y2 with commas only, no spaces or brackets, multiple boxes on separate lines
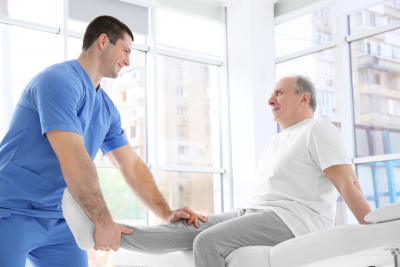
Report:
268,96,275,106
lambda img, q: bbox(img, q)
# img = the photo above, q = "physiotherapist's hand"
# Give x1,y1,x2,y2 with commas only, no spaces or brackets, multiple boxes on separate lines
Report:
93,222,133,251
167,206,208,228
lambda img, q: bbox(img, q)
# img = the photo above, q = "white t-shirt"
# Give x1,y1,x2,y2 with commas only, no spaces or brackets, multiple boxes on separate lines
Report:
245,118,352,237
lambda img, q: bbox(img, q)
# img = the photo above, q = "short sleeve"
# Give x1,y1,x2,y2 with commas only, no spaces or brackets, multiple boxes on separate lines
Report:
100,102,129,155
32,71,83,137
309,120,352,171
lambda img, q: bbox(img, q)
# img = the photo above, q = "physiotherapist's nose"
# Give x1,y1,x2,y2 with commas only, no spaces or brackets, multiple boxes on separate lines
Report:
124,56,130,67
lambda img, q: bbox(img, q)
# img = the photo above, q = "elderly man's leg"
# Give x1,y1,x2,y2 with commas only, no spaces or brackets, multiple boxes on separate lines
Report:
119,209,244,254
193,209,295,267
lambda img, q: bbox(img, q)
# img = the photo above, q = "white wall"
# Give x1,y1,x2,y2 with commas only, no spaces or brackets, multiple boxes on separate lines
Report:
225,0,277,208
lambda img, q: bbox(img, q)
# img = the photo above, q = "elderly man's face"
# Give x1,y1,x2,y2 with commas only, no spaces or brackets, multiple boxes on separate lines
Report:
268,77,305,124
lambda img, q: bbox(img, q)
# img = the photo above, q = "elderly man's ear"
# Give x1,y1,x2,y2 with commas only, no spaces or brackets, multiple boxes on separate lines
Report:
301,93,311,105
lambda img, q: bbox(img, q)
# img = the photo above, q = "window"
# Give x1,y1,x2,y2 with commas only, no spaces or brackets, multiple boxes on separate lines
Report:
386,74,398,90
392,49,398,60
156,8,224,56
126,89,136,101
176,67,182,78
0,0,57,26
130,126,136,138
275,5,336,57
205,85,211,98
204,106,210,118
120,68,140,81
177,106,188,117
206,125,211,137
351,28,400,156
317,60,333,79
68,37,84,60
366,11,377,27
356,160,400,210
97,168,147,223
178,145,189,155
157,55,220,168
177,87,189,97
0,26,63,138
350,1,400,34
314,8,329,19
128,108,137,118
388,99,400,116
150,171,221,225
316,31,331,45
177,125,188,136
374,73,381,85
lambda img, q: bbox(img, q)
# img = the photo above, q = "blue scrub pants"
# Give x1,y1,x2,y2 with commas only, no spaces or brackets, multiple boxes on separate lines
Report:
0,214,88,267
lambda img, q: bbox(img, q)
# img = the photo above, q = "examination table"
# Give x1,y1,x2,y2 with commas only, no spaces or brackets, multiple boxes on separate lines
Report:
108,201,400,267
61,189,400,267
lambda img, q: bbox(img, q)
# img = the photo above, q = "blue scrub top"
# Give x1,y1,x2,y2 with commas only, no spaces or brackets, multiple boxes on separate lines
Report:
0,60,129,219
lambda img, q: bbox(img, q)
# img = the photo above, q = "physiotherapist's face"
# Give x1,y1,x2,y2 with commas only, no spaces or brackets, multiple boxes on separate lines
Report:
268,77,303,125
104,33,132,78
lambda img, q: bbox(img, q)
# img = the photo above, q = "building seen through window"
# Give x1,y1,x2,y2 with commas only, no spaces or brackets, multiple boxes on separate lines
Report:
350,2,400,211
351,28,400,158
157,55,220,168
99,50,147,162
275,5,336,57
151,55,221,225
157,171,221,217
349,0,400,34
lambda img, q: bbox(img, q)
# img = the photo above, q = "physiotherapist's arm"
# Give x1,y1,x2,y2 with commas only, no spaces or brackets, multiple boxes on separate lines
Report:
324,164,372,224
47,130,133,251
105,144,207,228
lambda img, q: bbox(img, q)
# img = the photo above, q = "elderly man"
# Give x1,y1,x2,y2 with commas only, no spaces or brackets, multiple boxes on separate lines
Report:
65,75,372,267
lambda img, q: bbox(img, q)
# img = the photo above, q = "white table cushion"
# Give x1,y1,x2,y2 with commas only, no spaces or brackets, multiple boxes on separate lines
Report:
270,219,400,267
225,246,273,267
365,201,400,223
109,249,194,267
109,246,273,267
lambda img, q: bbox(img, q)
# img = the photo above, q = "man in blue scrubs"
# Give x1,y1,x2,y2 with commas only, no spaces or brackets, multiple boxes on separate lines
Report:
0,15,205,267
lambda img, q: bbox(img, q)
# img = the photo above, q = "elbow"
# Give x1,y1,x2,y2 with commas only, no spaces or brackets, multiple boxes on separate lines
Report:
352,181,362,191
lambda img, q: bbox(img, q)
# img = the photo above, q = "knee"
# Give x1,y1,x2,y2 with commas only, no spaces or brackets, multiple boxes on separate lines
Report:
193,231,215,252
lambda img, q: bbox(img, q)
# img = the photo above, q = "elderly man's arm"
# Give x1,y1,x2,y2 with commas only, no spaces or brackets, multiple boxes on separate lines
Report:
105,144,207,228
324,164,372,225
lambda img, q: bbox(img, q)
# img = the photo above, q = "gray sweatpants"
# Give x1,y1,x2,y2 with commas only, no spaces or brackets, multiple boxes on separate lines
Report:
120,209,295,267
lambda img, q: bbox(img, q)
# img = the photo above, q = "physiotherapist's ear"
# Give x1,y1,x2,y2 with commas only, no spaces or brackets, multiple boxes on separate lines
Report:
98,34,108,50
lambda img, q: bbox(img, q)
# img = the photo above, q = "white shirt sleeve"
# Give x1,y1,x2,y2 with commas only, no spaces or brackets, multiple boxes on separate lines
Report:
309,120,352,171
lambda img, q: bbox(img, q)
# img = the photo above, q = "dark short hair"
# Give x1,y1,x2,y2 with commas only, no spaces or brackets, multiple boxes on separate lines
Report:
82,15,134,50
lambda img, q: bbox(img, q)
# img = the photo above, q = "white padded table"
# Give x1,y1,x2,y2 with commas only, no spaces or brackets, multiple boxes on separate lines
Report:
270,219,400,267
109,219,400,267
109,246,273,267
61,190,400,267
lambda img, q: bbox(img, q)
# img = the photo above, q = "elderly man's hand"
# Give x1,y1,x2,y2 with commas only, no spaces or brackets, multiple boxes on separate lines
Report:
167,207,207,228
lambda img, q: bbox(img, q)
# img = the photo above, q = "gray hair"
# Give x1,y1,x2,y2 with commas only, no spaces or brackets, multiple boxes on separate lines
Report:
287,75,317,113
